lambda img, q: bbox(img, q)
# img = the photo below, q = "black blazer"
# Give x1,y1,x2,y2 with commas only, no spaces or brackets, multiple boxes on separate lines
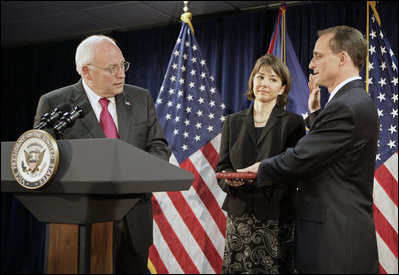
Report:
216,105,305,219
257,80,380,273
34,79,171,251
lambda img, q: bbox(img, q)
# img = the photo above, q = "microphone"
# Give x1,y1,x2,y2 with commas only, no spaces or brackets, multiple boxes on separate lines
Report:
34,103,72,129
53,100,92,136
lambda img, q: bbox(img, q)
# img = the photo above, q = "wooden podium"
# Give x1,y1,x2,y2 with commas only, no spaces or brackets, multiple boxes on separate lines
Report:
1,138,194,274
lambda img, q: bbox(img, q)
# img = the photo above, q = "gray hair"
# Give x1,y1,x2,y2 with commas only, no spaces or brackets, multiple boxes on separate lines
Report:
75,35,117,76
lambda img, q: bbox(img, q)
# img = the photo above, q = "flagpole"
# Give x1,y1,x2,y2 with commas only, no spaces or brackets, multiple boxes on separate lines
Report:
282,6,286,63
180,1,194,33
278,4,287,63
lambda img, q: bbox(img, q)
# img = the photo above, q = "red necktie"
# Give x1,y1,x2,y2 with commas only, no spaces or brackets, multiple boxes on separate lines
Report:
99,98,119,138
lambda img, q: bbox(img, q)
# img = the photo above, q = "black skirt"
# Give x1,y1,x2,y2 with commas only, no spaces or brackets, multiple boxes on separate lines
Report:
222,213,298,274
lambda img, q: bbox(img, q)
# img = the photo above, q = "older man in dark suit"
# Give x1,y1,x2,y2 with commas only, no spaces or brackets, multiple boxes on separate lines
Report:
238,26,380,274
34,35,171,273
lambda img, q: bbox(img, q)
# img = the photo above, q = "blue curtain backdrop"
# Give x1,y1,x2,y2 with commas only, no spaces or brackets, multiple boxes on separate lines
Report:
1,1,397,273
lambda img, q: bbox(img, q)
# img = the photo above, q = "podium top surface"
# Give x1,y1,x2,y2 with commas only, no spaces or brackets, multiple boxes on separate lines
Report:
1,139,194,194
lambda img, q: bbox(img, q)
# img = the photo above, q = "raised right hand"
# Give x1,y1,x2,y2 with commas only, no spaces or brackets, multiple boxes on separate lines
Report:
308,74,321,113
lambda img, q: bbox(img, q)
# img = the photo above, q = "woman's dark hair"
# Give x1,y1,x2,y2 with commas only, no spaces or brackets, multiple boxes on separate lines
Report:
245,54,291,107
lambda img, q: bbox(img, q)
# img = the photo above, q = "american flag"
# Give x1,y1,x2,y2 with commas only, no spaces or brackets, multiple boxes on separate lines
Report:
368,4,398,274
148,21,227,273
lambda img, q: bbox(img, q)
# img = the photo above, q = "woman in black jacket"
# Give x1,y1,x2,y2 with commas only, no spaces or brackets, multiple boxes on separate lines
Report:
216,54,305,274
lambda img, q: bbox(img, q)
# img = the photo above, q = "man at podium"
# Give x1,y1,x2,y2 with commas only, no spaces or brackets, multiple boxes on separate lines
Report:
33,34,171,273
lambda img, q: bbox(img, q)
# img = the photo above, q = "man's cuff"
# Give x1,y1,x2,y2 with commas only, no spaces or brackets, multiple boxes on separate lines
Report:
256,159,273,188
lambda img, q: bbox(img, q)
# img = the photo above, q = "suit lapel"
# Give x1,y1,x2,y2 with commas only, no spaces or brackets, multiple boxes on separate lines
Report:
328,79,365,104
308,79,365,132
115,91,132,142
68,81,135,140
69,80,105,138
243,107,257,146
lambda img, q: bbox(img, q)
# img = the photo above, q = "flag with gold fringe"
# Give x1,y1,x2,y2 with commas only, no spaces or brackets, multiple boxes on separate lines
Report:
148,11,227,274
367,1,398,274
267,4,310,119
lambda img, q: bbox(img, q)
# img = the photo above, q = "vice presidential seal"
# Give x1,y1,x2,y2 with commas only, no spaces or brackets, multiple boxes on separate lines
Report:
10,129,59,189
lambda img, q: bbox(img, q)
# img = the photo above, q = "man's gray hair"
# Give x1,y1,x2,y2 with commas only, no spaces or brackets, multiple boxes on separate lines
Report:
75,35,117,76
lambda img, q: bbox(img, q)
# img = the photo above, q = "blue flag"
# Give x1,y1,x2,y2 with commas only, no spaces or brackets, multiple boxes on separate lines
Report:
267,5,310,119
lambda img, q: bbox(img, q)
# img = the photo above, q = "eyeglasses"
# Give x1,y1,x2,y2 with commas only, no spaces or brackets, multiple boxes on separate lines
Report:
87,61,130,75
311,51,335,62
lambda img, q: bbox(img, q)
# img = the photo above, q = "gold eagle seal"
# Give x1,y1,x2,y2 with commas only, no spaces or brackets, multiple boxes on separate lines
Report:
10,129,59,189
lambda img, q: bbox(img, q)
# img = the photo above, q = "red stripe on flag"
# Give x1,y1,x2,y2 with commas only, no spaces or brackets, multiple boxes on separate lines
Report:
379,263,387,274
200,142,219,170
375,164,398,206
167,189,222,273
149,245,168,274
267,8,282,54
373,204,398,258
151,196,200,274
180,158,226,237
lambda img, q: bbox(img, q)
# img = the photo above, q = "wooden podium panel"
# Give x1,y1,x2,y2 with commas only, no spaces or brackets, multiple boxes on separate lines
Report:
46,222,113,274
48,224,79,273
90,222,113,274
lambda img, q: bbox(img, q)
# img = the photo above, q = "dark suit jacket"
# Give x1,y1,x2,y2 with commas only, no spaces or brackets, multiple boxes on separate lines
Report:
257,80,380,273
216,105,305,219
34,79,171,251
